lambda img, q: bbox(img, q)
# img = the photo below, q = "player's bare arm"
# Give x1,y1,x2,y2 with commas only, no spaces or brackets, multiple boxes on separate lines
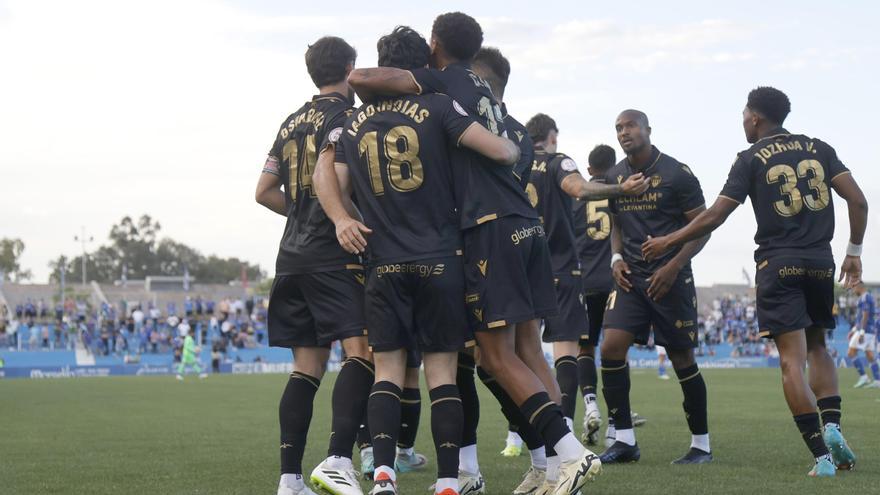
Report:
458,123,520,165
254,156,287,216
831,171,868,288
645,205,710,301
641,196,739,261
347,67,420,103
610,214,633,292
560,172,648,201
312,147,372,254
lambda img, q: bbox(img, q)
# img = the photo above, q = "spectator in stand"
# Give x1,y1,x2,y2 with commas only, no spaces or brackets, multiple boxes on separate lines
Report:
132,306,145,333
205,299,215,316
184,296,194,318
149,304,161,328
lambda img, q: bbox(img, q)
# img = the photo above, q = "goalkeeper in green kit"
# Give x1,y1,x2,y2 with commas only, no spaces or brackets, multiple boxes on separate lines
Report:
176,322,207,380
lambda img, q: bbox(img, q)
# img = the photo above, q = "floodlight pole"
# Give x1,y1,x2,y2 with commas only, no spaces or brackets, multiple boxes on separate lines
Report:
74,226,94,287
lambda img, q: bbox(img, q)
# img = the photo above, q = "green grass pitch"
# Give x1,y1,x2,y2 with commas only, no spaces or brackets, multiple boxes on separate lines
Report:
2,368,879,494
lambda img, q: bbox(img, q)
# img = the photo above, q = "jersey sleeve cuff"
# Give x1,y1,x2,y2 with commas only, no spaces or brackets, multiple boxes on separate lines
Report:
717,194,743,205
830,170,852,182
456,121,481,147
683,203,707,214
407,70,423,95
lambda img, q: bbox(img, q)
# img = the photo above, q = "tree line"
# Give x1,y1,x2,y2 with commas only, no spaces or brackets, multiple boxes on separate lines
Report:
1,215,264,285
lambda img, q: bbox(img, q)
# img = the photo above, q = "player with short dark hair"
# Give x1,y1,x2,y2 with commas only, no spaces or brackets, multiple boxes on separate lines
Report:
471,47,533,188
255,35,373,495
347,14,603,495
314,25,521,495
472,46,547,492
599,109,713,466
571,144,616,446
525,116,648,491
642,86,867,477
305,36,358,88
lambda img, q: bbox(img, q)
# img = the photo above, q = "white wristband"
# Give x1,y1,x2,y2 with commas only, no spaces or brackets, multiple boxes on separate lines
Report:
610,253,623,269
846,242,862,257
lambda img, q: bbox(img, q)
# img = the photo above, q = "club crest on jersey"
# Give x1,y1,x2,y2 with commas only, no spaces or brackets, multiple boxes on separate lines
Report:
473,308,483,322
477,260,488,276
650,175,662,188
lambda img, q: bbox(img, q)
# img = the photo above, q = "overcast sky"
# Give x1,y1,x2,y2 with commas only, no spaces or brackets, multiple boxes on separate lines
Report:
1,0,877,285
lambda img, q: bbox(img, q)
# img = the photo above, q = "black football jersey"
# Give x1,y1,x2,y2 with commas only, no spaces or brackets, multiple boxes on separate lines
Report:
720,127,849,261
267,93,359,275
607,146,705,278
411,63,538,228
572,178,613,291
527,149,582,275
335,94,476,264
502,104,534,189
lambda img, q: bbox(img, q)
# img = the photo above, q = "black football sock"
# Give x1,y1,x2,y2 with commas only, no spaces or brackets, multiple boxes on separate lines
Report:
794,413,830,459
328,357,374,459
578,352,598,398
457,353,480,448
430,384,463,479
817,395,842,428
519,392,569,449
477,366,544,450
368,381,402,471
675,364,709,436
279,371,320,474
356,410,371,450
555,356,578,421
398,387,422,450
601,359,632,430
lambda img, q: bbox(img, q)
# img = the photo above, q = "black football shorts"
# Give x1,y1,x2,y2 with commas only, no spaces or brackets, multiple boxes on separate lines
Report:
365,256,469,353
464,215,558,331
755,256,836,338
268,267,366,348
542,274,590,343
603,270,699,350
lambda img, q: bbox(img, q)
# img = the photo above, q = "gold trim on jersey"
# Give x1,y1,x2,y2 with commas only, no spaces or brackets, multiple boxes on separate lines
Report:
757,260,769,270
487,319,507,329
346,264,364,270
476,213,498,224
457,121,481,147
408,70,423,95
717,194,742,205
683,203,706,215
831,170,852,182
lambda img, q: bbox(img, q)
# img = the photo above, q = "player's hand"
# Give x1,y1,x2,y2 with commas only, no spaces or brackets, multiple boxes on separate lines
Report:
335,217,372,254
641,235,671,262
646,262,680,301
620,173,649,196
612,259,633,292
839,255,862,289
